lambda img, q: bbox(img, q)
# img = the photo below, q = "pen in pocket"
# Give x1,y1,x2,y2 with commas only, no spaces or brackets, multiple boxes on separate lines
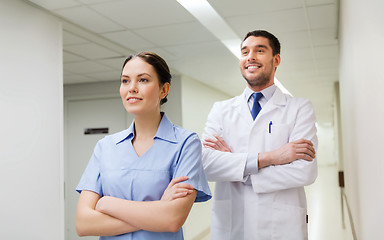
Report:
269,121,272,133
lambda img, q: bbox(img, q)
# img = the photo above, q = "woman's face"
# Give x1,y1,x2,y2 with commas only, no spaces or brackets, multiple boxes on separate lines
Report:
120,57,169,116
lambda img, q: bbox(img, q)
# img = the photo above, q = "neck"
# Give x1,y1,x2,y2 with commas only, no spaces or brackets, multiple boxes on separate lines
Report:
133,111,162,140
248,81,274,92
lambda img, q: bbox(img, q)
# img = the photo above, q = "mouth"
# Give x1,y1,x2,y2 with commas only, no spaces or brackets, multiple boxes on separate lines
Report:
245,64,262,70
126,97,142,103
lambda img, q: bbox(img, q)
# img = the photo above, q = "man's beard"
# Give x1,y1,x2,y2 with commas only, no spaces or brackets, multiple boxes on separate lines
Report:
244,71,271,87
242,59,274,88
243,66,273,88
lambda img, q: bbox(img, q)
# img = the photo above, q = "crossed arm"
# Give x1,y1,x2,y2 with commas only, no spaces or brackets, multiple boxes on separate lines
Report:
203,136,316,169
202,98,318,190
76,176,196,236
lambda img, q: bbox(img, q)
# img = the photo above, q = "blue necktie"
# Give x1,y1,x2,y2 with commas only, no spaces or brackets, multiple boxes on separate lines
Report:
251,92,263,120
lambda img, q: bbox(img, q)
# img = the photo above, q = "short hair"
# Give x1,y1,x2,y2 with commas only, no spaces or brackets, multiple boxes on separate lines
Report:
242,30,281,56
122,52,171,105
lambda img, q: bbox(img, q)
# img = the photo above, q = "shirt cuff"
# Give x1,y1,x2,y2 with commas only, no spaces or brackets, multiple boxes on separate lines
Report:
244,152,259,177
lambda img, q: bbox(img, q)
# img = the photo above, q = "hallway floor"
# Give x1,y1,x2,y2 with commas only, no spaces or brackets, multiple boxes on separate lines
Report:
306,164,353,240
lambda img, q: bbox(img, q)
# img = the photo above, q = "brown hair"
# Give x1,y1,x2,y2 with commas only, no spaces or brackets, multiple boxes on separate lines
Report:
122,52,171,105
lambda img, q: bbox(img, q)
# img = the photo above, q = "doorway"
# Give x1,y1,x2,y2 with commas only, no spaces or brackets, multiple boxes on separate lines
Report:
64,96,132,240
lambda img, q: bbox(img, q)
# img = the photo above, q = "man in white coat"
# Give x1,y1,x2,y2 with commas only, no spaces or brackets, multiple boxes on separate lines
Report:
202,30,318,240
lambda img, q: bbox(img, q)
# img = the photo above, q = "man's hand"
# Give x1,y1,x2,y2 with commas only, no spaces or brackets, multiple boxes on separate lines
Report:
258,139,316,169
160,176,194,201
203,135,231,152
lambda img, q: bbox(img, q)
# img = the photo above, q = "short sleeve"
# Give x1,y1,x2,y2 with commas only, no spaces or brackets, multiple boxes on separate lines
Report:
76,140,103,196
173,134,212,202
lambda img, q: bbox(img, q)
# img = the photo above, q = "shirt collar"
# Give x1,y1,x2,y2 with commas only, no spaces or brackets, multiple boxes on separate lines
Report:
245,84,277,102
114,112,177,144
154,113,178,143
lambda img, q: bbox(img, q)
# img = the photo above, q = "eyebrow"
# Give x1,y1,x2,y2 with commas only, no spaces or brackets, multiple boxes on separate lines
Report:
121,73,152,78
241,44,269,51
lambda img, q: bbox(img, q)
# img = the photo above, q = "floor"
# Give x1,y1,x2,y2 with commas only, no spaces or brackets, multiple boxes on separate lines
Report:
306,164,353,240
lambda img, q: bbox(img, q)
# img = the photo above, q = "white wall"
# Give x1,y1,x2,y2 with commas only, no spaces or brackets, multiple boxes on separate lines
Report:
181,75,232,136
180,75,231,240
339,0,384,238
0,0,64,239
316,123,337,166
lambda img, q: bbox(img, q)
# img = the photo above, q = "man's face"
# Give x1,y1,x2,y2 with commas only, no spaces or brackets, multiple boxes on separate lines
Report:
240,36,280,91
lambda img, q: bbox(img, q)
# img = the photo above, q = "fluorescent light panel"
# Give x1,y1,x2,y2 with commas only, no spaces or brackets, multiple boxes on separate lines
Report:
177,0,291,95
177,0,240,58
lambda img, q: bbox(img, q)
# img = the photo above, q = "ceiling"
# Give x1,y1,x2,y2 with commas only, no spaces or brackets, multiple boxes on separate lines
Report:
26,0,339,124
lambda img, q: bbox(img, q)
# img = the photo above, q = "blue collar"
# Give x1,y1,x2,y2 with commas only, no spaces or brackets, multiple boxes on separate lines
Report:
114,113,178,144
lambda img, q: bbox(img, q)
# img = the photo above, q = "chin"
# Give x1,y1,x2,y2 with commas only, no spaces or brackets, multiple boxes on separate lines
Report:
124,105,140,115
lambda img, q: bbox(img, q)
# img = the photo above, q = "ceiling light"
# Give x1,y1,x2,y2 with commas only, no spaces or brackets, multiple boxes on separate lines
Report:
177,0,240,58
177,0,291,95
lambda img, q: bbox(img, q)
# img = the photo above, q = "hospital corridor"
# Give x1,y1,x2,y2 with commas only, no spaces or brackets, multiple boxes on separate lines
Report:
306,165,352,240
1,0,384,239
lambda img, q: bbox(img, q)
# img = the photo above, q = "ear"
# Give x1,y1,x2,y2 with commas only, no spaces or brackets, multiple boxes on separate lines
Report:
273,54,281,68
160,82,170,100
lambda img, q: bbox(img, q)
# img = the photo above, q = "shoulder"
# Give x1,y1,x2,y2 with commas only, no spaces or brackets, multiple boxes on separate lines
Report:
98,128,131,146
172,124,200,144
284,96,316,119
273,87,312,108
286,96,314,109
214,95,240,108
209,95,241,116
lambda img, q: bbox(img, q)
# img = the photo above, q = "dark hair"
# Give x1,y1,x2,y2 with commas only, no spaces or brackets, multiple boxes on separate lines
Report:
242,30,281,56
122,51,171,105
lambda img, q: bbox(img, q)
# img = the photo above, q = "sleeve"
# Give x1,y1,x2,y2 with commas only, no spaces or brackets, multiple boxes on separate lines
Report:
173,133,212,203
244,152,259,175
76,140,103,196
201,102,248,182
250,99,318,193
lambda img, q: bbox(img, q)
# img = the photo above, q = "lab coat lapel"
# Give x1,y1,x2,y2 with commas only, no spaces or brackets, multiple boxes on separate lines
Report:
232,91,254,127
252,87,288,126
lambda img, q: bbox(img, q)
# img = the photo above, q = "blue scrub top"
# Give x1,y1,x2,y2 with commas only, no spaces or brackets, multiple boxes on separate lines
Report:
76,113,211,240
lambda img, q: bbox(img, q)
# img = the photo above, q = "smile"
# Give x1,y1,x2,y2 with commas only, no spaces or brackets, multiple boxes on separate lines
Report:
127,97,142,103
246,64,261,70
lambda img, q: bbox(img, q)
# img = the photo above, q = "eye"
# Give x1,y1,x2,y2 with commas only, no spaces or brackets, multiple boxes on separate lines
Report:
121,78,130,84
139,78,148,83
242,51,248,56
257,49,264,53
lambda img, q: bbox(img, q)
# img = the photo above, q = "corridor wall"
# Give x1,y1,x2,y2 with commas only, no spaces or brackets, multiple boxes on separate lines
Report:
339,0,384,238
0,0,64,239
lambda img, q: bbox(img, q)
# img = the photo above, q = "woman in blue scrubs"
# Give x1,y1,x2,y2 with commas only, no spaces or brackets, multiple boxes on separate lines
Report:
75,52,211,240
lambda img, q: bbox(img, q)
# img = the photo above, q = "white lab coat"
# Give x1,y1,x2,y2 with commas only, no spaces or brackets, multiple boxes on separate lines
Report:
202,87,318,240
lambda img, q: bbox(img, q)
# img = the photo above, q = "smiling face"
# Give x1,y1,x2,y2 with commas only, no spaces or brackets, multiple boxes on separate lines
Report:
119,57,170,117
240,36,281,92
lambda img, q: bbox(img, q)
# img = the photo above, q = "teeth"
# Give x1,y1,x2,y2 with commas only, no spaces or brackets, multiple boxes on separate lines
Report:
128,98,141,102
248,66,260,69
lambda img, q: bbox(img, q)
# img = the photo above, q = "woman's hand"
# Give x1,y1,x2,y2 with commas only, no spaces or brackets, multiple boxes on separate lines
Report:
161,176,194,201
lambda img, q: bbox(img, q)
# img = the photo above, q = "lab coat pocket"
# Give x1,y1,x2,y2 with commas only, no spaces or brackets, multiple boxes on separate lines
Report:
266,123,290,152
272,203,308,240
212,199,232,231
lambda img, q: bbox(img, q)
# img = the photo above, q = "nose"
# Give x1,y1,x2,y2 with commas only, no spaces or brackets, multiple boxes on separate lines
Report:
128,81,138,93
247,50,256,61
